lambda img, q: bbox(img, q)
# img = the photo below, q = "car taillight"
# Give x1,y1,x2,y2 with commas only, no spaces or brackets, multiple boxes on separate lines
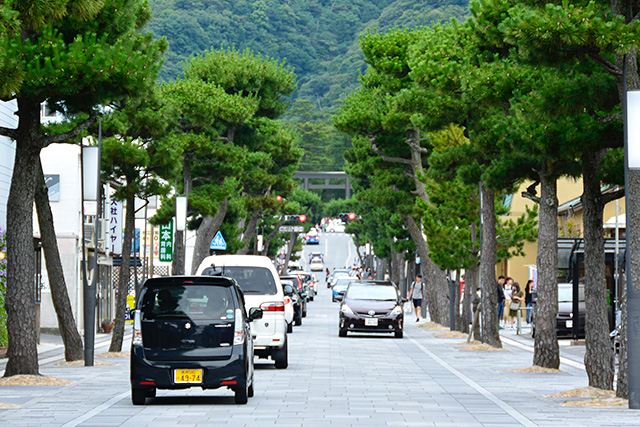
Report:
132,310,143,346
234,308,244,345
284,297,292,305
260,301,285,312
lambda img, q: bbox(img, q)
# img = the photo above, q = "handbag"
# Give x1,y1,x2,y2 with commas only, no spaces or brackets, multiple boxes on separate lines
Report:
510,301,520,311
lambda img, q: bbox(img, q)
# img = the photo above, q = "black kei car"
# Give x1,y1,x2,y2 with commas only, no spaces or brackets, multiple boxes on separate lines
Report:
338,280,405,338
130,276,263,405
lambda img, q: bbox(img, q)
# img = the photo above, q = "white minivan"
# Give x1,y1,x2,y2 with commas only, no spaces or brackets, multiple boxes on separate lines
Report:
196,255,288,368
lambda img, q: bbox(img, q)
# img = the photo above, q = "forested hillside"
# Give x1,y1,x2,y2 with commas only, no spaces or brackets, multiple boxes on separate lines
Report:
148,0,469,109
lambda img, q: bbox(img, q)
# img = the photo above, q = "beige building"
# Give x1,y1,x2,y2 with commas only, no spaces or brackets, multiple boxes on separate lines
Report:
500,178,626,285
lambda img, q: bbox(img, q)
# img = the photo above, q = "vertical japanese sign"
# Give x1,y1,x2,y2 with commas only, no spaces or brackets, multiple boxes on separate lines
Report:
109,200,123,255
159,220,174,262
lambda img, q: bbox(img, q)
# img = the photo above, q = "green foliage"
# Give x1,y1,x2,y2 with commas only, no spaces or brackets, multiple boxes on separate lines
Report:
0,226,6,347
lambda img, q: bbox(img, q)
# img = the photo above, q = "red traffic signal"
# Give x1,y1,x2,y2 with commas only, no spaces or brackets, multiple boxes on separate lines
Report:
298,214,307,223
348,212,356,221
276,195,283,202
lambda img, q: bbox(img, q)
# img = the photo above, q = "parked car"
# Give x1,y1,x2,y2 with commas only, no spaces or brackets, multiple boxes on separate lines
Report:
338,280,405,338
280,275,308,317
332,277,357,302
532,283,585,338
196,255,289,369
281,280,303,327
130,276,263,405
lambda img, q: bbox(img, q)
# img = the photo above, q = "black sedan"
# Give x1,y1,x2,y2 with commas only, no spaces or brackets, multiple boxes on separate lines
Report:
338,280,405,338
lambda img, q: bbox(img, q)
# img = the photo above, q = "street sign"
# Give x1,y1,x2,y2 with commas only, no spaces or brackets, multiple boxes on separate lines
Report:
210,231,227,250
280,225,304,233
159,220,174,262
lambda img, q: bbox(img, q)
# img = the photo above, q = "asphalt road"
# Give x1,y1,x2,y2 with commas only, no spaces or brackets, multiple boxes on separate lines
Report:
1,232,639,426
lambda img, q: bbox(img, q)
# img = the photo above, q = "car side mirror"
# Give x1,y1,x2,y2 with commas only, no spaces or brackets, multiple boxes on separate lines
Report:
248,308,263,322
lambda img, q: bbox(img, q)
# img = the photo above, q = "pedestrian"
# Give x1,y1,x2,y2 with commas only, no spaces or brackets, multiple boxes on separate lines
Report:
524,279,535,324
503,277,514,326
509,282,525,328
496,275,505,327
408,274,425,322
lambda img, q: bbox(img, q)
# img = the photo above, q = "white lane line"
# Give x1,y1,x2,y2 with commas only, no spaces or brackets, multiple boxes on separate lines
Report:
61,391,130,427
408,335,537,427
500,336,585,370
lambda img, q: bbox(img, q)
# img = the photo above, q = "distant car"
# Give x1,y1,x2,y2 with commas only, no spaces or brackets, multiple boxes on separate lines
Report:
280,275,307,317
306,229,320,245
339,280,405,338
532,283,585,338
296,272,316,300
281,280,302,328
130,276,263,405
309,257,324,272
329,270,350,287
326,222,346,233
332,277,357,302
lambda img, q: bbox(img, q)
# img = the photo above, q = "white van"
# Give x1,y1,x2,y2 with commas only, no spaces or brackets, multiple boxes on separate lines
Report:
196,255,288,368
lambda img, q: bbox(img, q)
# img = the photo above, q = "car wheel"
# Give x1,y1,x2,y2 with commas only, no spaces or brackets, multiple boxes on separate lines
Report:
234,383,249,404
332,296,336,302
394,331,403,338
274,337,288,369
131,388,146,406
339,328,347,337
248,381,254,398
287,322,293,333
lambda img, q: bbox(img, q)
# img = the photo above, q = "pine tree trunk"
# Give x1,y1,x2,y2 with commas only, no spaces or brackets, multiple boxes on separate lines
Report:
109,193,135,353
238,211,260,255
582,151,614,390
190,199,228,274
34,160,83,361
172,229,185,275
4,97,41,376
282,232,297,272
454,273,462,331
390,241,403,286
533,167,560,368
479,184,501,348
462,263,478,334
402,214,449,325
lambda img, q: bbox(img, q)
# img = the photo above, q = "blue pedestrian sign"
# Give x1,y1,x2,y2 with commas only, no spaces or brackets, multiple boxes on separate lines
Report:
210,231,227,250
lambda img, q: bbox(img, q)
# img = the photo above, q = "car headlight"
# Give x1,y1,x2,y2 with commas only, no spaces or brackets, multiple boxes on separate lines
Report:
390,305,403,316
341,305,354,315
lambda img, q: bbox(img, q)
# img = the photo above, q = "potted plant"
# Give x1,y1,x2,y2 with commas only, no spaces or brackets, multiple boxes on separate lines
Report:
101,319,114,333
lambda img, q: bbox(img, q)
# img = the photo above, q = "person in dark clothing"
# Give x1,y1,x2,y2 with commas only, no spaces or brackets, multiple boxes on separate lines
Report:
524,279,535,324
496,275,506,328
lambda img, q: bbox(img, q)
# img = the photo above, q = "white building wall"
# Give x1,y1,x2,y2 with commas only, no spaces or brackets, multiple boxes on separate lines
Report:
0,100,17,229
36,144,83,330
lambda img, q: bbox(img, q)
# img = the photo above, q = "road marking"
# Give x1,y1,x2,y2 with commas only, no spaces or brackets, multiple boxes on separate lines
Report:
408,334,537,427
500,336,585,370
61,390,130,427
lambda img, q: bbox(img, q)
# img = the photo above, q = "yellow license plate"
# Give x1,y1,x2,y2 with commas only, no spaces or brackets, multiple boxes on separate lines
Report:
174,369,202,384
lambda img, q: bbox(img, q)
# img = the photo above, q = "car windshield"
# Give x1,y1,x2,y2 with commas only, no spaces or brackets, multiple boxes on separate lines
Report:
201,266,277,295
141,284,234,320
335,278,356,287
346,285,398,301
558,285,585,303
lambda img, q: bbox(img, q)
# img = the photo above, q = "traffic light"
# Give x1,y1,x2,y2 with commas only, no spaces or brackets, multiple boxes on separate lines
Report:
276,195,283,202
338,212,356,222
283,214,307,223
